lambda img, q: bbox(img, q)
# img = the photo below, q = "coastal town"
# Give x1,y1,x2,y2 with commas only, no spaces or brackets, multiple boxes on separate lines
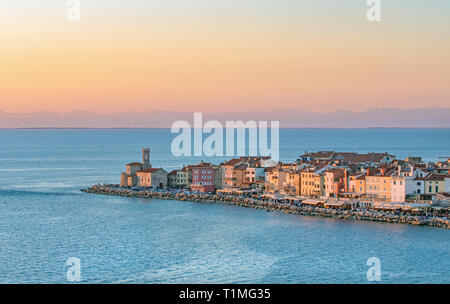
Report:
83,148,450,228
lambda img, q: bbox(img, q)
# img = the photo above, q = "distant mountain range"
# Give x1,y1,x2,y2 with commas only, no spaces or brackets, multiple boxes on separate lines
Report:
0,107,449,128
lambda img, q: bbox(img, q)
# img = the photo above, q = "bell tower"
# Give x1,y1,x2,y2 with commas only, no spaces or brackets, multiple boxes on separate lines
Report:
142,148,151,169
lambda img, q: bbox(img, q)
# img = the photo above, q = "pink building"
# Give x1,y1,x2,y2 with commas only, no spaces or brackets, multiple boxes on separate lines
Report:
190,163,216,193
324,168,347,198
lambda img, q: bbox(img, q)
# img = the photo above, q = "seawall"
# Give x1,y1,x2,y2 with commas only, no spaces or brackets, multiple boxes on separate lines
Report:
81,185,449,229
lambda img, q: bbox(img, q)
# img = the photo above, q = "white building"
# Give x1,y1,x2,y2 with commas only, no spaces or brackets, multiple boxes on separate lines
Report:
445,177,450,194
390,167,427,202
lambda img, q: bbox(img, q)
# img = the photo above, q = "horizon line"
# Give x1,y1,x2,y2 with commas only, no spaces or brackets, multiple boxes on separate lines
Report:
1,106,450,116
1,127,450,130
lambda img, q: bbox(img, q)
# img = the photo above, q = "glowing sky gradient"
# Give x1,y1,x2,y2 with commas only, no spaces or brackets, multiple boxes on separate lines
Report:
1,0,449,113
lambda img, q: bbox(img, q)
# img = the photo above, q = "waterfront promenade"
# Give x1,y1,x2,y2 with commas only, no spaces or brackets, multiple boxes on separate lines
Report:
82,184,449,229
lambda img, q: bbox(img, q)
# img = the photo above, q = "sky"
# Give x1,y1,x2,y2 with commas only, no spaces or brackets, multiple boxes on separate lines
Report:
0,0,449,114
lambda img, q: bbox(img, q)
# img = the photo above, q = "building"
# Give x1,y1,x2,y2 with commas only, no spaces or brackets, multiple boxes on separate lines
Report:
365,167,396,201
232,164,247,188
324,168,346,198
280,170,299,196
299,151,395,165
424,174,448,195
137,168,168,188
168,166,192,189
221,158,245,188
120,148,153,187
353,174,367,197
221,157,270,189
390,167,427,202
265,167,287,194
190,162,217,193
300,165,329,197
244,167,266,184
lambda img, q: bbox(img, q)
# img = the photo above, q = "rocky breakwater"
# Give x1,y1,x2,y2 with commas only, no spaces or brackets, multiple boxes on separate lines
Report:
81,185,449,229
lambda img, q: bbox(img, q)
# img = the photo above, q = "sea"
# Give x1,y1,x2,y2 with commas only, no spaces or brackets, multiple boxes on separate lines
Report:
0,128,449,283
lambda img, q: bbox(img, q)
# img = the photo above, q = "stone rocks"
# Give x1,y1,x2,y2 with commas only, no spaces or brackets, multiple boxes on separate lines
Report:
81,185,449,229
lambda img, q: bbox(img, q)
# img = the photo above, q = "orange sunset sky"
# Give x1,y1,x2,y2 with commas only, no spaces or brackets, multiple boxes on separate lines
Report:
0,0,449,114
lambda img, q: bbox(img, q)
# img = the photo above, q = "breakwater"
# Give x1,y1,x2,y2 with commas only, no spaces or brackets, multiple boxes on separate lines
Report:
82,185,449,229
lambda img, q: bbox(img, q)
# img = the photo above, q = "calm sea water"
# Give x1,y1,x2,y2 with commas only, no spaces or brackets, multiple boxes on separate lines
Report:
0,128,449,283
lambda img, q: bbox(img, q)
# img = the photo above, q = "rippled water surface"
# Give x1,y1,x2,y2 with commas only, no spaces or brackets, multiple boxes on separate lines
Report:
0,129,449,283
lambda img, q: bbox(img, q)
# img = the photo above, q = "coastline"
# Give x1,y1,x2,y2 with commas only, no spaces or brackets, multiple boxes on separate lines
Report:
81,185,449,229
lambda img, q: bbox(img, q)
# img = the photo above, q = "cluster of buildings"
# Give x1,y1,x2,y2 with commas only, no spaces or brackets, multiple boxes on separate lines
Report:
120,148,450,203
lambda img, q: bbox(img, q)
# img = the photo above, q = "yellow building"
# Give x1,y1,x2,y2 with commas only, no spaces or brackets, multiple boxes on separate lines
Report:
280,171,300,196
365,169,394,201
168,166,191,189
300,171,325,197
424,174,446,194
265,167,287,193
353,175,366,196
232,165,247,188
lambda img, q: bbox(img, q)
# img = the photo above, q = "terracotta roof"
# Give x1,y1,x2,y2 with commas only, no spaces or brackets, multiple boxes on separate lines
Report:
126,162,142,166
138,168,163,173
222,158,242,166
234,164,248,170
326,168,345,174
301,151,335,158
424,174,448,181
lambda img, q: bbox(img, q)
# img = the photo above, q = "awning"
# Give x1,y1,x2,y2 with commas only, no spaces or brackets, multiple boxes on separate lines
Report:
373,205,401,210
303,199,322,205
325,201,346,207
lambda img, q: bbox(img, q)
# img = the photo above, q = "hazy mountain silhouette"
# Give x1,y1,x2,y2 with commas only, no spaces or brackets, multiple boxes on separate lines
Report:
0,107,449,128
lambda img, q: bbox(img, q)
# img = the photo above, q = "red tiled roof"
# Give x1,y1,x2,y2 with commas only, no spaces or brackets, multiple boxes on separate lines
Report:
190,162,215,168
234,164,248,170
222,158,242,166
138,168,162,173
424,174,448,181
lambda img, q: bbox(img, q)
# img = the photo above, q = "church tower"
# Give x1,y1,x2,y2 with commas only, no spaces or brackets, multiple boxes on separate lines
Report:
142,148,151,169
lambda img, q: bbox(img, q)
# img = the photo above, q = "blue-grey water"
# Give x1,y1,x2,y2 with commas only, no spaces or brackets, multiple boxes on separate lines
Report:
0,128,449,283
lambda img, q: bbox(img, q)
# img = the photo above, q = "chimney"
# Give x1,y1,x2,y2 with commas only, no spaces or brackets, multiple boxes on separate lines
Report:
366,168,370,176
381,168,386,176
